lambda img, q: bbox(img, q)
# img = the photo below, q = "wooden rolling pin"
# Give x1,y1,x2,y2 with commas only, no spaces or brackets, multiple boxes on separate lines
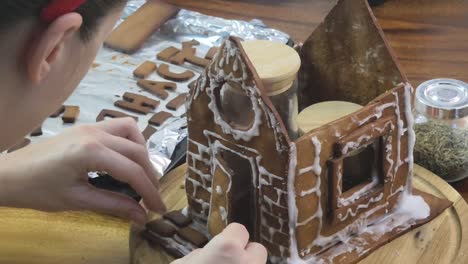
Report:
105,0,180,54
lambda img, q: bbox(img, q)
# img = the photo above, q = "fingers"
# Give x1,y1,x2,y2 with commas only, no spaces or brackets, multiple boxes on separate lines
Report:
72,185,147,225
171,249,202,264
209,223,250,250
245,242,268,264
94,117,146,146
85,145,166,214
99,134,161,188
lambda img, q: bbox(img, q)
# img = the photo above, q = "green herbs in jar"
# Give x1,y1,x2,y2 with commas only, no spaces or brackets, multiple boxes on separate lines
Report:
414,120,468,182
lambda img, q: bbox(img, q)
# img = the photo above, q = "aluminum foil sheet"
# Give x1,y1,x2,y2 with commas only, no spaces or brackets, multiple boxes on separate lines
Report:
22,1,289,177
161,9,290,46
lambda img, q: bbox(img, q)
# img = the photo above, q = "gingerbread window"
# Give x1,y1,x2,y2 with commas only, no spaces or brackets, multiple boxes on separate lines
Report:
328,116,397,224
214,81,255,130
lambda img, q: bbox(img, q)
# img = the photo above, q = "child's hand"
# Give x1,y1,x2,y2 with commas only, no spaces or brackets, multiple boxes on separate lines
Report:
173,223,268,264
0,118,166,224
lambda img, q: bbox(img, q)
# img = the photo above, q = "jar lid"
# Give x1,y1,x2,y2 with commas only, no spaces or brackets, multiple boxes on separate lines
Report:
241,40,301,96
297,101,363,135
415,78,468,119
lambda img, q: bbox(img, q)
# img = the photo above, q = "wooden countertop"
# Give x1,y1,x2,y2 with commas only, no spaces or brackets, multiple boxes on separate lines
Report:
166,0,468,87
166,0,468,201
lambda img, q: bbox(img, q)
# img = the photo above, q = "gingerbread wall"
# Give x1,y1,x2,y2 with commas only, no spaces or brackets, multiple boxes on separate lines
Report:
186,37,293,260
289,84,414,259
289,0,413,259
298,0,407,111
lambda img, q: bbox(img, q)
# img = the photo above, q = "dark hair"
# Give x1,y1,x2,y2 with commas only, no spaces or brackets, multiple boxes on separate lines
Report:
0,0,127,41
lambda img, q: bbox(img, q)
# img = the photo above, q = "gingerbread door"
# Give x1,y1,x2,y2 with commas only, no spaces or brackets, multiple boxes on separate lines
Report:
207,144,259,241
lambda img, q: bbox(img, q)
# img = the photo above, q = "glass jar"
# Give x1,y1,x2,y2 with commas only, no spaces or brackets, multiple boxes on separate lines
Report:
413,78,468,182
242,40,301,139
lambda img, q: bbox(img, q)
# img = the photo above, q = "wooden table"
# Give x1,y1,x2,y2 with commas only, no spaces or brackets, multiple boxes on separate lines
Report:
165,0,468,201
166,0,468,87
1,165,467,264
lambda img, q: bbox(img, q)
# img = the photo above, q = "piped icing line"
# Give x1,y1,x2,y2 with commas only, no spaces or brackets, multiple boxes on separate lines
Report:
338,173,380,208
403,83,415,191
358,102,396,126
286,143,308,264
204,39,265,142
196,38,289,153
337,192,384,221
341,135,372,155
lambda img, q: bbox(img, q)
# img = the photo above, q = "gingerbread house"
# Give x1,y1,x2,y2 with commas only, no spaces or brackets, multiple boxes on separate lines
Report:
144,0,452,263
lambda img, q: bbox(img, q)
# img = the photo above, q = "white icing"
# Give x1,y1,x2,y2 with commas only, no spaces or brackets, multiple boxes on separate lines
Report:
205,132,259,190
188,166,211,181
403,83,416,191
287,143,306,264
311,137,322,176
298,167,314,175
260,177,270,186
204,39,267,142
220,206,228,222
216,185,223,195
358,102,395,126
334,130,342,138
259,166,283,180
337,192,384,221
181,207,189,216
341,135,372,155
338,175,379,207
395,192,430,219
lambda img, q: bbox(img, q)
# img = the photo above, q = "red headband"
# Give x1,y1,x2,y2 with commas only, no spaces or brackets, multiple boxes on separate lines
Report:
40,0,87,23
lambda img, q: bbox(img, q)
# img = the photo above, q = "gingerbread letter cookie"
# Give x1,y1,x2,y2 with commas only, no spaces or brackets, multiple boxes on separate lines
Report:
149,111,173,127
137,79,177,100
157,46,180,62
166,93,188,111
142,125,158,141
205,46,219,60
96,109,138,122
115,92,159,115
133,61,157,79
157,64,194,82
50,105,65,118
62,105,80,124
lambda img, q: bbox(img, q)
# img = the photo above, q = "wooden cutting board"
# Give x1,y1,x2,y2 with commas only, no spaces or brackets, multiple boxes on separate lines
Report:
104,0,180,54
0,165,466,264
